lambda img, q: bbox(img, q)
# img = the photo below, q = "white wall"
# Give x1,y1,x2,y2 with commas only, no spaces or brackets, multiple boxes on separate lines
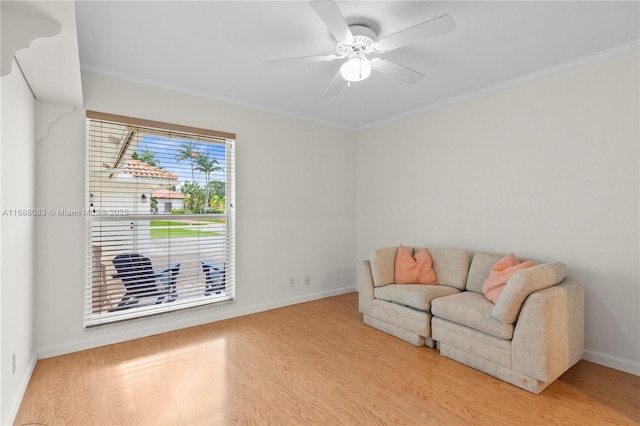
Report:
356,51,640,374
0,61,37,424
31,51,640,376
34,72,356,356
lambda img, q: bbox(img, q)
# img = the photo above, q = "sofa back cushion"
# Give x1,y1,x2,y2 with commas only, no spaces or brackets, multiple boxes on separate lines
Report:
466,252,507,293
370,246,469,289
370,246,408,287
416,247,470,290
493,262,567,323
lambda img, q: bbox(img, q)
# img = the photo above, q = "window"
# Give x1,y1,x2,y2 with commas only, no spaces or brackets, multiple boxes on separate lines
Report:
85,111,235,326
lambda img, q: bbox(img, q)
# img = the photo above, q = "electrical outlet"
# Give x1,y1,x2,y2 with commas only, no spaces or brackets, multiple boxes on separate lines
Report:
289,277,295,287
12,352,16,375
304,275,311,286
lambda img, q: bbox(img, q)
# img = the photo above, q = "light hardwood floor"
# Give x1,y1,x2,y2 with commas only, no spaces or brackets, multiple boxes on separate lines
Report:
14,292,640,425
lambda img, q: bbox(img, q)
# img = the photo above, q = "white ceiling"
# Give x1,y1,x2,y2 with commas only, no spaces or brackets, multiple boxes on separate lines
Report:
75,1,640,129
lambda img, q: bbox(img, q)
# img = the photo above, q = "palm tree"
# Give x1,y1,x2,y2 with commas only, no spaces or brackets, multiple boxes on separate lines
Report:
195,154,222,213
180,181,202,212
175,142,200,182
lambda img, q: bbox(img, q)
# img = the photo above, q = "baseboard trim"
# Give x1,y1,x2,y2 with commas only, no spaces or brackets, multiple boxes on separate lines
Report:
5,352,38,426
583,348,640,376
37,286,356,360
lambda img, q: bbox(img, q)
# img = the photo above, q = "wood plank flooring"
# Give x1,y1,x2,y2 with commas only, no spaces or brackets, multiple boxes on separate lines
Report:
14,292,640,425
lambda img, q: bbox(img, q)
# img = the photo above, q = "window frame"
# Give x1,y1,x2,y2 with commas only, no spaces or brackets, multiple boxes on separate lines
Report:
84,111,236,327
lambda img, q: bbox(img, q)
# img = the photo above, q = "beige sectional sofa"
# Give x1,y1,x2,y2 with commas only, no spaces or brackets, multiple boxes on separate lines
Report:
359,246,584,394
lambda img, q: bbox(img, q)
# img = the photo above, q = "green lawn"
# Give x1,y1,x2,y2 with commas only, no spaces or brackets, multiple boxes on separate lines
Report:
151,219,224,227
150,228,219,239
150,220,191,227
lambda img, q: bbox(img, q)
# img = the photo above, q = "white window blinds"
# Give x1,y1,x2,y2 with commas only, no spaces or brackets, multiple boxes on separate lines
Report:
85,111,235,327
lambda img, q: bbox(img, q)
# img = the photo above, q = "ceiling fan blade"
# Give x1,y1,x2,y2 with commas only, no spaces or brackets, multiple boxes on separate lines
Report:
375,14,455,52
323,68,344,96
263,54,338,67
371,57,425,85
310,0,354,44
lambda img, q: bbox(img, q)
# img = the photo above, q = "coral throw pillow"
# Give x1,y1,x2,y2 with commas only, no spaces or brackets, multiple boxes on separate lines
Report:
482,253,533,303
394,245,438,285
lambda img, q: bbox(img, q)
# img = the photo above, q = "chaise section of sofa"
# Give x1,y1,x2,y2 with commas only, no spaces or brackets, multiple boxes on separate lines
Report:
359,247,584,393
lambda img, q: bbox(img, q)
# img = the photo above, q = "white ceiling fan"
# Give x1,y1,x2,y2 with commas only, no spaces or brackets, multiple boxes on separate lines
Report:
264,0,455,96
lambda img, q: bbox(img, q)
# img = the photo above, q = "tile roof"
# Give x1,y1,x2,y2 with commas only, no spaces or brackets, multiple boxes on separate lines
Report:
123,159,178,181
152,189,185,199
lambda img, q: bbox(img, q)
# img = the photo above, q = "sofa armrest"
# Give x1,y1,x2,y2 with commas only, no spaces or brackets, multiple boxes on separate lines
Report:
359,260,375,316
512,277,584,383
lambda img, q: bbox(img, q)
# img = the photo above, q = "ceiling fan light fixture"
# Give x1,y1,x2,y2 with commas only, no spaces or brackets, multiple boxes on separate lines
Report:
340,56,371,82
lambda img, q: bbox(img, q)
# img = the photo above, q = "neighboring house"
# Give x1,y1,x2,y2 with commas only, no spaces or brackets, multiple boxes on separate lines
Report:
91,153,179,246
124,159,178,186
90,155,179,312
120,159,179,212
152,188,185,213
120,158,179,214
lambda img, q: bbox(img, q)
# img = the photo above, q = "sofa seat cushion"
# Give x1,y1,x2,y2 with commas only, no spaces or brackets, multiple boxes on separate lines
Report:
374,284,460,312
432,317,513,369
431,292,515,340
371,299,430,339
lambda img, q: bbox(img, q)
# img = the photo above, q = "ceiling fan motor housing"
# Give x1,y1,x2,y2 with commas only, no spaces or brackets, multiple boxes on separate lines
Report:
336,25,378,58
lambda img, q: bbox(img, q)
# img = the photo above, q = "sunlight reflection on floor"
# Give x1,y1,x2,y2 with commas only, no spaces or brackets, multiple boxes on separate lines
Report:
114,336,228,422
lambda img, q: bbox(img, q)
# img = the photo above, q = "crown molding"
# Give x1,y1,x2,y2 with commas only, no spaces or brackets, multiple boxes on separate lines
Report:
359,40,640,131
